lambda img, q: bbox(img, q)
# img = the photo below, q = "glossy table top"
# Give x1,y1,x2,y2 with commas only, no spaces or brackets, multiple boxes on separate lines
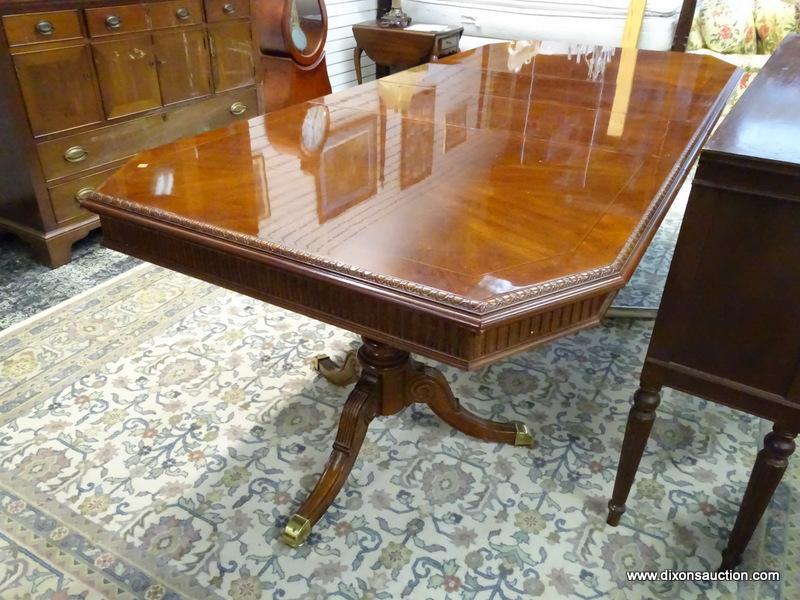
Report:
94,41,738,315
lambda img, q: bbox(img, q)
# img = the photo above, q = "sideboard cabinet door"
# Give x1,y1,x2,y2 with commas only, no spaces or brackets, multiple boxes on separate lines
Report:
208,20,255,92
153,27,212,105
13,44,104,136
92,35,162,118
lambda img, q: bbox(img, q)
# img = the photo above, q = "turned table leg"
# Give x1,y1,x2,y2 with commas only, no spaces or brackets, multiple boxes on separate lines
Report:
353,46,364,85
719,424,797,571
607,386,661,526
283,337,532,546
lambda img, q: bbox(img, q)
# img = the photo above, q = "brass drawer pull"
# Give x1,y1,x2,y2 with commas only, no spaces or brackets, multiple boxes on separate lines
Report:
105,15,122,29
175,7,190,20
64,146,89,163
222,3,236,15
75,187,95,202
35,20,55,36
229,101,247,116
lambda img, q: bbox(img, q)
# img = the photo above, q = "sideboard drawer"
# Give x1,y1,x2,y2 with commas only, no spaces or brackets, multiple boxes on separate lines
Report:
149,0,203,29
3,10,83,47
37,87,258,181
48,167,118,224
85,4,151,37
204,0,250,22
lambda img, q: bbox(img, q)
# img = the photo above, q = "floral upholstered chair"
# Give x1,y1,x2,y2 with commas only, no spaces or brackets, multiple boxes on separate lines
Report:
687,0,799,103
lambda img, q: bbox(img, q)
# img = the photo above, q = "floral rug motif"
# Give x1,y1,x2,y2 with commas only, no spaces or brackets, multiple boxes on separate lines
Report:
0,260,797,600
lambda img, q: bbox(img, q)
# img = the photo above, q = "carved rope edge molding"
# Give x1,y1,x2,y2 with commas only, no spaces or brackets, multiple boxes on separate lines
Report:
93,80,730,316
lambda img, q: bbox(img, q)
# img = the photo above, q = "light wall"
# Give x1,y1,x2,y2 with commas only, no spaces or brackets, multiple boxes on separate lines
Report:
324,0,378,90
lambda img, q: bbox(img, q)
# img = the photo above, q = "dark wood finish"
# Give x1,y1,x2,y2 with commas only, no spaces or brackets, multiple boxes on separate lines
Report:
671,0,699,52
720,425,797,570
607,35,800,570
81,44,737,540
282,337,529,545
607,387,661,525
352,20,463,84
255,0,330,110
0,0,261,266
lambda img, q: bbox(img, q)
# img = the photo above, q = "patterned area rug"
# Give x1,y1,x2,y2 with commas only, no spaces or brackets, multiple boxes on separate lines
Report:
1,261,797,599
0,231,140,331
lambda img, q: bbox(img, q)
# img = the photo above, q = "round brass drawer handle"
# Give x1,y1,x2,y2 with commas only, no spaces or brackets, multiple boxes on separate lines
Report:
75,187,95,202
229,101,247,116
222,3,236,14
105,15,122,29
175,7,190,20
64,146,89,163
35,20,55,36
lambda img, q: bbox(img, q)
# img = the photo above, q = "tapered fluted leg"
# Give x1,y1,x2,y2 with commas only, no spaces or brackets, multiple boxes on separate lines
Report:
607,386,661,526
719,424,797,571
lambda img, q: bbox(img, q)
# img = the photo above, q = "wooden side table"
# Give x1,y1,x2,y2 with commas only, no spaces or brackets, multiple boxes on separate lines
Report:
352,21,463,84
606,35,800,571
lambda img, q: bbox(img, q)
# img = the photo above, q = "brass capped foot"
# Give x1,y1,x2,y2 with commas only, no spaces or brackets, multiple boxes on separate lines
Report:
311,351,359,386
514,422,534,447
282,514,311,548
284,338,538,548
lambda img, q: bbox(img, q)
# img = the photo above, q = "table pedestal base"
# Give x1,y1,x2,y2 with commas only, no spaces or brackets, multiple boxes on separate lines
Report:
282,337,533,547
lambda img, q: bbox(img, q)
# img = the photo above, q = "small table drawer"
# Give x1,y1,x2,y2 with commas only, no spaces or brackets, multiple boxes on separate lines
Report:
438,34,459,55
204,0,250,22
48,167,119,224
85,4,151,37
37,87,258,182
149,0,203,29
2,11,83,47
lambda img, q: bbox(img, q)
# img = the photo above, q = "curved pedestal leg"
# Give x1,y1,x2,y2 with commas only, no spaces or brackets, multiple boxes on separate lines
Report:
312,351,360,386
283,337,533,547
719,424,797,571
411,364,533,446
607,386,661,526
282,380,379,547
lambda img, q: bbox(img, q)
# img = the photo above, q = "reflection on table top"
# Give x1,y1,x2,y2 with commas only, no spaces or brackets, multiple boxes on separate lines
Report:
95,41,738,314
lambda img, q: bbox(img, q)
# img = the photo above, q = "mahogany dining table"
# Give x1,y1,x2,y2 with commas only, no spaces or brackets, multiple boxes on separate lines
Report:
82,41,738,548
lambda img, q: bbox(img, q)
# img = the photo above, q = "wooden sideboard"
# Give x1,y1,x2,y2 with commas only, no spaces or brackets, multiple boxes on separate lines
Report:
0,0,261,266
607,35,800,570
